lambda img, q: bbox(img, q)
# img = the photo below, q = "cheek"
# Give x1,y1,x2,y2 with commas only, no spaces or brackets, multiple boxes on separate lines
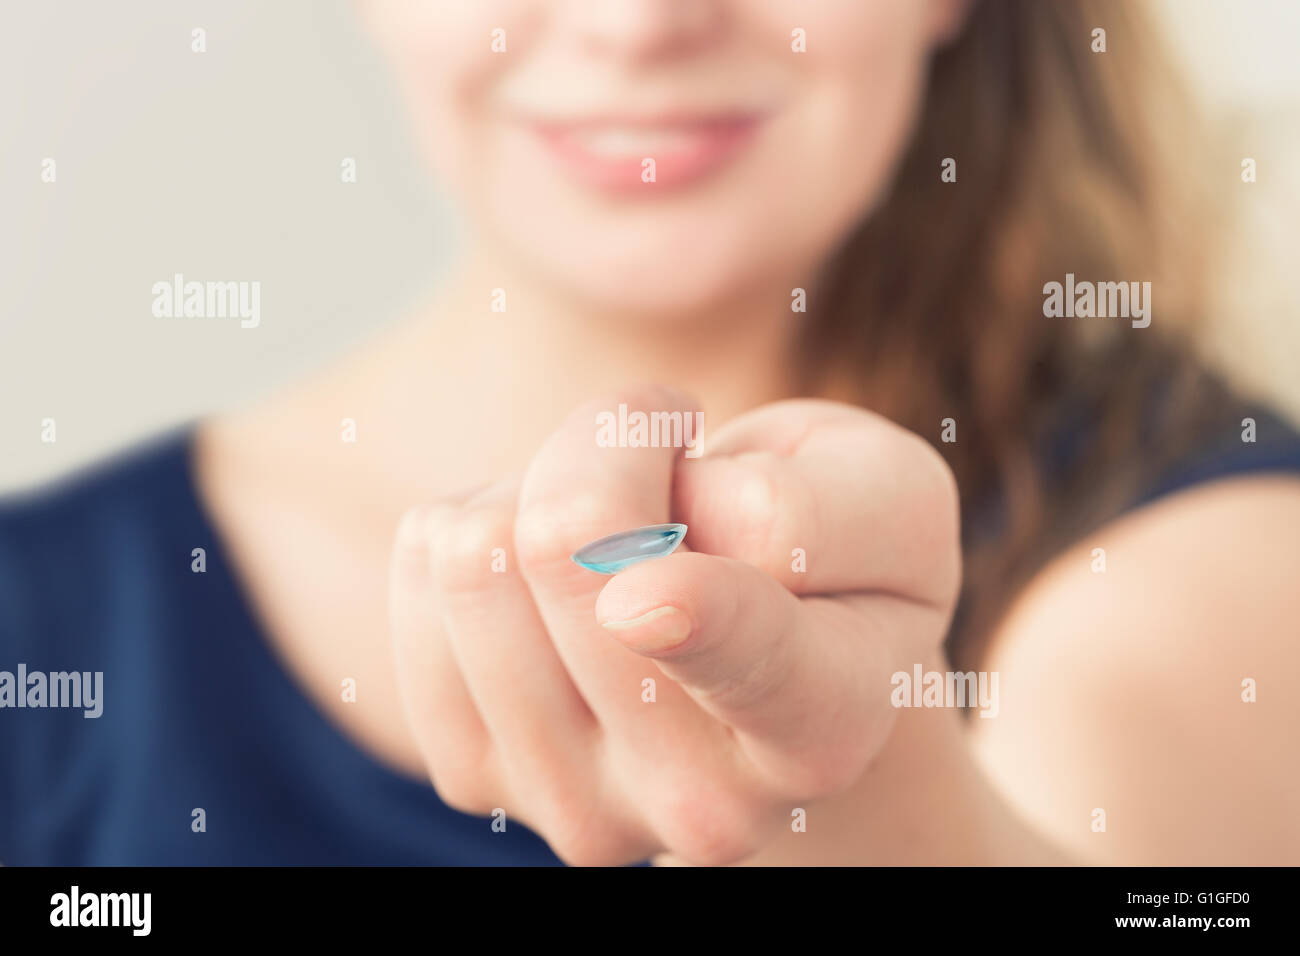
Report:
365,1,530,179
751,0,937,198
365,1,513,65
798,32,935,227
732,0,938,256
777,0,936,171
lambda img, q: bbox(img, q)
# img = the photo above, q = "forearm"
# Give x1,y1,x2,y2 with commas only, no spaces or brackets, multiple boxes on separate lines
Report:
734,651,1071,866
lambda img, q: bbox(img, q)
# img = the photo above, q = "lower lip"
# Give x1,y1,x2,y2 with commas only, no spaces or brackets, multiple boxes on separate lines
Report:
530,118,761,193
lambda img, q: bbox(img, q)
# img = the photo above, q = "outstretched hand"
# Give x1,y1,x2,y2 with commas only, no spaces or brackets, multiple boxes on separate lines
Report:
388,385,960,865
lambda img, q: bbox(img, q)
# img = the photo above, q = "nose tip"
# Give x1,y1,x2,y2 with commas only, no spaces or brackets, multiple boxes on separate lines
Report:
562,0,723,60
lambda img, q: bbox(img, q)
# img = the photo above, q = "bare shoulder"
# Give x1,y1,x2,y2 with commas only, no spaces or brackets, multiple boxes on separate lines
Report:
969,475,1300,864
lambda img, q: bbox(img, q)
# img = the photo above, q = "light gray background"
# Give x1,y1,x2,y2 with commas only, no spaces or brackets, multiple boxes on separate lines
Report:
2,0,1298,492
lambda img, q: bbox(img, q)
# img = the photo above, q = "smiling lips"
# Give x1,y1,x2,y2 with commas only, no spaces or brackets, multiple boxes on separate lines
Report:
530,115,762,192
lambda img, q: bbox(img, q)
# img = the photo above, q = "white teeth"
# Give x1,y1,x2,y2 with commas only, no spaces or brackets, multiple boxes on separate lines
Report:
566,126,700,157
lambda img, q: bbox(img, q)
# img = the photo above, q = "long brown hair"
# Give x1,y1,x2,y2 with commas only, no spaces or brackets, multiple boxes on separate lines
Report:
804,0,1235,668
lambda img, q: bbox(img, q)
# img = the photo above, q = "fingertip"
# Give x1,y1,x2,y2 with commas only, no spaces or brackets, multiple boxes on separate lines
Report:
594,549,702,612
594,551,745,662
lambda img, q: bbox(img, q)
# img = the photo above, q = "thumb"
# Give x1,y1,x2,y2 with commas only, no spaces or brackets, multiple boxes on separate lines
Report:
593,551,902,796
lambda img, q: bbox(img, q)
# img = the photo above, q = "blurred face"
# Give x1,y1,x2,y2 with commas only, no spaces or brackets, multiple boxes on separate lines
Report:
364,0,964,318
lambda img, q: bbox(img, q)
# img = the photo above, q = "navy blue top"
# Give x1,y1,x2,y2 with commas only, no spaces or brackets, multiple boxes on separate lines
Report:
0,430,562,865
2,411,1300,865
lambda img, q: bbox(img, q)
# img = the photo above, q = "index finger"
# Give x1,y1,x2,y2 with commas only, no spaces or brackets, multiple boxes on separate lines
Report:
513,384,718,741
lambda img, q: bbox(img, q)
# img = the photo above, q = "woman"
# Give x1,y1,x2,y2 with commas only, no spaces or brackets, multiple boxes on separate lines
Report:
2,0,1298,866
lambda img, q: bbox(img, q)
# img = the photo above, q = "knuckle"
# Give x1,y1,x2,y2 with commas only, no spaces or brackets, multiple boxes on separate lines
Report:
711,456,812,585
545,828,628,868
731,459,782,550
391,504,450,587
416,727,499,818
654,783,767,866
428,766,495,818
541,808,638,867
704,456,789,577
432,504,512,593
514,492,614,570
504,768,636,867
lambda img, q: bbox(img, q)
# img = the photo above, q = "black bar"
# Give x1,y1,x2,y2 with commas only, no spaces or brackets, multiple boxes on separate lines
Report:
0,865,1284,941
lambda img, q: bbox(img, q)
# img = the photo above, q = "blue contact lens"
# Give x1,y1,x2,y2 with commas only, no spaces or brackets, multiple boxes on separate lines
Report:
570,523,688,574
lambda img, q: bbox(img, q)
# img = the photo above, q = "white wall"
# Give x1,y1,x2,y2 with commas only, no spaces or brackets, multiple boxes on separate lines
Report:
0,0,457,491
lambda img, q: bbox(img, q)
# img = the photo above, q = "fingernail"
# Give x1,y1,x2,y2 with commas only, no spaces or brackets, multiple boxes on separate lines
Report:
601,605,692,653
570,523,687,574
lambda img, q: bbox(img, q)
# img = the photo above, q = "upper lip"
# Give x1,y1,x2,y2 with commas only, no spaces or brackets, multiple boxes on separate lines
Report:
520,113,766,137
505,103,771,127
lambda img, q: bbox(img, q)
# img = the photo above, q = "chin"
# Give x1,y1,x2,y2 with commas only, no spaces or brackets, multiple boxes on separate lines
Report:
571,270,751,322
526,239,780,322
489,200,806,322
